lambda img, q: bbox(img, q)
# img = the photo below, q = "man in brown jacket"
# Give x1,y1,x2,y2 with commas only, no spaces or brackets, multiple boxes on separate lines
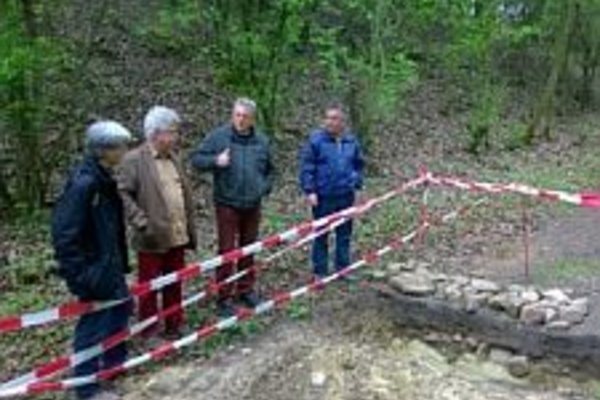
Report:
119,106,196,338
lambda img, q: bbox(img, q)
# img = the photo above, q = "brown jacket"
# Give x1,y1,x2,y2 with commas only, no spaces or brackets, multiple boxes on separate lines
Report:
118,144,197,253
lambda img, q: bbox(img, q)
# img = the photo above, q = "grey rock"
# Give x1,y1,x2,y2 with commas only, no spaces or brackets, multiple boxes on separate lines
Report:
542,289,571,305
311,371,327,387
559,301,588,325
431,273,450,282
452,276,471,287
571,298,589,315
470,278,501,293
489,348,513,365
390,273,435,296
489,292,526,318
443,283,464,303
520,303,549,325
507,355,530,378
546,320,572,331
368,269,388,280
508,284,526,293
465,336,479,350
544,307,559,323
520,289,541,304
387,263,404,275
464,289,490,313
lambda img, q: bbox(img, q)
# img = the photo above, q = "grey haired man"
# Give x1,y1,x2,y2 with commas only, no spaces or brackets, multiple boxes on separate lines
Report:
52,121,132,400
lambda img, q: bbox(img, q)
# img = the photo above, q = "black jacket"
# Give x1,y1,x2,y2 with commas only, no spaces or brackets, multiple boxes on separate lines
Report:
51,156,129,301
191,124,275,209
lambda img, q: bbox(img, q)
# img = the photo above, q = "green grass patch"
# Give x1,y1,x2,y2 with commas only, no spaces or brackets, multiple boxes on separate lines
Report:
532,258,600,286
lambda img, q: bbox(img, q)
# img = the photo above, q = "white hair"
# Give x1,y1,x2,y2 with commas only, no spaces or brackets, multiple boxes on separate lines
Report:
233,97,257,116
86,120,131,152
143,106,181,140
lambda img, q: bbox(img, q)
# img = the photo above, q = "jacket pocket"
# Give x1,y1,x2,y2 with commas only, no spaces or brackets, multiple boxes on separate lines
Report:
138,223,159,249
84,257,119,300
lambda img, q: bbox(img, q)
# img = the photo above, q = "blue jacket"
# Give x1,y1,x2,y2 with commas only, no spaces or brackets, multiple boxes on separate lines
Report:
299,129,365,197
51,156,129,301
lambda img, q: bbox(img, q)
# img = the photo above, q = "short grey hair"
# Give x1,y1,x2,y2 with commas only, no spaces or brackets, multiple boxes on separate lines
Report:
86,120,131,152
143,106,181,140
325,103,347,120
233,97,257,116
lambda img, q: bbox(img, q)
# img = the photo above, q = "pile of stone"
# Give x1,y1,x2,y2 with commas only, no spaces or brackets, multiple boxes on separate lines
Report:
386,260,589,331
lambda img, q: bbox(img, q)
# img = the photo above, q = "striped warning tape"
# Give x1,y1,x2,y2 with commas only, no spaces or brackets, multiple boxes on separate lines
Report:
0,201,474,398
0,211,356,390
428,173,600,208
0,174,427,334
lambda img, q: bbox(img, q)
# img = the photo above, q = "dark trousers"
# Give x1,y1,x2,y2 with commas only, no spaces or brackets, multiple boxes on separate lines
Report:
74,302,130,399
137,247,185,335
311,193,355,277
215,205,261,300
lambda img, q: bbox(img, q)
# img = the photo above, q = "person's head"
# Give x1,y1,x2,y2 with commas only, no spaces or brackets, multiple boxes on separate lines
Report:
86,121,132,167
231,97,257,134
144,106,181,154
323,104,347,136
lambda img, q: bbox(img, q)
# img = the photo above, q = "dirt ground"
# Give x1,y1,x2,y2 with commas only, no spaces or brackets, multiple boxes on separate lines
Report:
121,290,593,400
441,207,600,293
115,205,600,400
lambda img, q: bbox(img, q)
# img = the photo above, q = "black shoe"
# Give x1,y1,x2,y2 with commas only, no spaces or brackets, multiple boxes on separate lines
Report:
238,292,262,308
217,300,236,318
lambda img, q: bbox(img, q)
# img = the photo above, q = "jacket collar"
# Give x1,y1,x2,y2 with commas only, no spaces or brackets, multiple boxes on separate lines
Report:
82,155,114,186
231,124,256,139
146,142,175,160
321,128,352,142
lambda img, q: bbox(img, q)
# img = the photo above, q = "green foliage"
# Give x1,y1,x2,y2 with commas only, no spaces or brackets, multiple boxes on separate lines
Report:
533,259,600,286
466,83,505,154
286,299,311,320
0,0,73,212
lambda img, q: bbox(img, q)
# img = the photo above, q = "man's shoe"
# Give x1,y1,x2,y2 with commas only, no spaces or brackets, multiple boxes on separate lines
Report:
217,300,236,318
162,329,182,341
144,336,164,350
238,292,261,308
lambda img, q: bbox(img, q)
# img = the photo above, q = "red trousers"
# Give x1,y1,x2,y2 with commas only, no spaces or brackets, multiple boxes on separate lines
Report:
215,205,261,300
137,247,185,334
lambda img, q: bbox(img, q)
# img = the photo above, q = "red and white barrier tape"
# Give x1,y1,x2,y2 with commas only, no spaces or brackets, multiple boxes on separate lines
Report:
427,173,600,208
0,175,427,334
0,201,479,398
0,211,356,390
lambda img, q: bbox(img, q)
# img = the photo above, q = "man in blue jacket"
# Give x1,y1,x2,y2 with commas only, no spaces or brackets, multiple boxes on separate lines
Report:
52,121,131,400
299,104,365,278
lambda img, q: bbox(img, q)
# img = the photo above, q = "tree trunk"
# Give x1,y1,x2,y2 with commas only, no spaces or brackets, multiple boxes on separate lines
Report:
20,0,37,37
527,0,577,142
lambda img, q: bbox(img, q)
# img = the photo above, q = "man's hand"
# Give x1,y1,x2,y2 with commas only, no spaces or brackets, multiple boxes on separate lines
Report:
215,148,231,168
307,193,319,207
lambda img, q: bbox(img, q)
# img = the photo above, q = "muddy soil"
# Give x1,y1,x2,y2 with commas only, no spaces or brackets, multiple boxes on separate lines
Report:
122,291,593,400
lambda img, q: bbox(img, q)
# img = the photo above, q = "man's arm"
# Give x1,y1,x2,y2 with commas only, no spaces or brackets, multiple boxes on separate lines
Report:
263,139,276,196
191,131,221,172
117,156,148,231
353,139,366,190
299,138,317,195
51,177,94,295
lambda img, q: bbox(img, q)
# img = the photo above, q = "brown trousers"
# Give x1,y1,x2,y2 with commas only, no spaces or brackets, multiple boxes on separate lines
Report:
215,205,261,300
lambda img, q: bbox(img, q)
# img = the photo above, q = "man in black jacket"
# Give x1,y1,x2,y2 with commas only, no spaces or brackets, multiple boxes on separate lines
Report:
191,98,274,316
52,121,131,400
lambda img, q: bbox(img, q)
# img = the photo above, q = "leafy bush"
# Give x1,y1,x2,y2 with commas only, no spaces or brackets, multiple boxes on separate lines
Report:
0,1,72,213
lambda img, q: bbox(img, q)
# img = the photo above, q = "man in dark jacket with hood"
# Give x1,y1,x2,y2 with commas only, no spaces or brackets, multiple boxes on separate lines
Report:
52,121,132,400
299,104,365,278
191,98,274,317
